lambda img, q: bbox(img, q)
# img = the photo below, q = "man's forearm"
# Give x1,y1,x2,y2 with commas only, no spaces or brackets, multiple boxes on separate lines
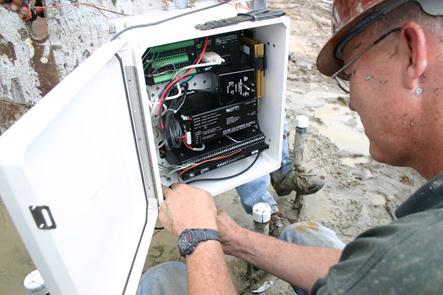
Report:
187,240,236,295
230,228,341,291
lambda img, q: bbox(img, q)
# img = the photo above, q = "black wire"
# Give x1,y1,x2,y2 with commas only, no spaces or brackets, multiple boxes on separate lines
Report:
163,85,188,150
163,112,182,150
111,0,233,41
185,151,261,184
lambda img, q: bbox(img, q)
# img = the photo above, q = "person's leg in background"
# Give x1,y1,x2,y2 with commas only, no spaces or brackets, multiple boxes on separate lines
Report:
270,121,324,198
236,174,278,215
235,122,291,236
236,121,323,236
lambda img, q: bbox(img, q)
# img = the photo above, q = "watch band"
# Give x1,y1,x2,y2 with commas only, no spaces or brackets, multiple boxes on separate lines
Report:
178,228,220,257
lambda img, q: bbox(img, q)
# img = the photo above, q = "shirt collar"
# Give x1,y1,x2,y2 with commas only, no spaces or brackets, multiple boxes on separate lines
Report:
396,172,443,218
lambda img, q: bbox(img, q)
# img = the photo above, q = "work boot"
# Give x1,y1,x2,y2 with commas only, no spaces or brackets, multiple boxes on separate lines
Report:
269,212,290,238
271,165,324,197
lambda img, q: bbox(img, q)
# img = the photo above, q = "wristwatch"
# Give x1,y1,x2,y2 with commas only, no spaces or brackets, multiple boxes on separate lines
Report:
178,228,220,257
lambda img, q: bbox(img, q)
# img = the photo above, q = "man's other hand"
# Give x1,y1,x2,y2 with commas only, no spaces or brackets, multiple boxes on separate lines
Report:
160,184,218,236
216,209,246,256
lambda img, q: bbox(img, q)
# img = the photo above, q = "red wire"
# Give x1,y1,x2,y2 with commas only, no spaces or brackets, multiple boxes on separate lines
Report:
158,36,209,127
182,136,195,151
182,136,191,149
158,37,208,118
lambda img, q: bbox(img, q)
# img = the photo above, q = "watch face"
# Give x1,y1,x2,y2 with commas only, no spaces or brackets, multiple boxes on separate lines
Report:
178,231,194,255
178,229,219,256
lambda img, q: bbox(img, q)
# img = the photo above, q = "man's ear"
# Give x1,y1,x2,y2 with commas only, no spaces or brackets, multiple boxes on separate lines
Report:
400,21,428,89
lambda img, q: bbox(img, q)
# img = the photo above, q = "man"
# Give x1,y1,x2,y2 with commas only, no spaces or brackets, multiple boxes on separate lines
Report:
138,0,443,294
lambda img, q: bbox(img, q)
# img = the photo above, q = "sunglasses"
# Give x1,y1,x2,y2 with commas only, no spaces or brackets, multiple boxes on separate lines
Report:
332,27,402,94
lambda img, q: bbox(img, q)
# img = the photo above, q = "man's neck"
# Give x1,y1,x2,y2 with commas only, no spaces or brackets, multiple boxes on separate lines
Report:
410,127,443,180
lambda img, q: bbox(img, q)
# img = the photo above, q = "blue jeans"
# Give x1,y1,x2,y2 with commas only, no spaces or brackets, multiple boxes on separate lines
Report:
280,222,345,295
137,222,345,295
236,122,292,214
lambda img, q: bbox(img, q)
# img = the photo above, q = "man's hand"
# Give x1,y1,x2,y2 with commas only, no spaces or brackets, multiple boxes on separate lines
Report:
216,208,247,256
160,185,237,294
217,210,342,292
159,184,218,236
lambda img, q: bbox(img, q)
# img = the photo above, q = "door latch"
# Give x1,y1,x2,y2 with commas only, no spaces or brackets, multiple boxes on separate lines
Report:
29,206,57,230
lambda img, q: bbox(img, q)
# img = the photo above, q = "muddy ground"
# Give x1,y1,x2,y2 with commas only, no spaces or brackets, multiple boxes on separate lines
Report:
0,0,425,294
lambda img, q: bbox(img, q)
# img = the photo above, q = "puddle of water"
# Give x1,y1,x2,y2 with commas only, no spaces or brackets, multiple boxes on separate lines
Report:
312,103,369,156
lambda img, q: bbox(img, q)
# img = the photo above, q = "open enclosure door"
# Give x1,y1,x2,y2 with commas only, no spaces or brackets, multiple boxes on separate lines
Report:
0,40,159,294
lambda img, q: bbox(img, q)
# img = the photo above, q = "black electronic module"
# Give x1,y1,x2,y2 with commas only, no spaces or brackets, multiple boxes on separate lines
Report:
178,91,258,146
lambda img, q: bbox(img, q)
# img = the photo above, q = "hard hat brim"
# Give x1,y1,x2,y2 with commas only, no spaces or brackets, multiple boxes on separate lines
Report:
316,7,379,77
316,0,443,77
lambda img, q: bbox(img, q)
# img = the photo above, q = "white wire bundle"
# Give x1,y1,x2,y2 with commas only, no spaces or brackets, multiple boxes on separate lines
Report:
172,61,222,80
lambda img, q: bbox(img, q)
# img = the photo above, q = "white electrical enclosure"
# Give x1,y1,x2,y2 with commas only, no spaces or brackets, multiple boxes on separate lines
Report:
0,3,289,294
126,6,290,194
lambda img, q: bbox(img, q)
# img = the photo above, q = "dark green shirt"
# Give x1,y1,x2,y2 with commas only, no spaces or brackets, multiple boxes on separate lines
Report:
312,173,443,294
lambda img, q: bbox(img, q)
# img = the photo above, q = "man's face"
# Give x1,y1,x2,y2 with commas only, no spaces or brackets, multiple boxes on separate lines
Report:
342,27,422,166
